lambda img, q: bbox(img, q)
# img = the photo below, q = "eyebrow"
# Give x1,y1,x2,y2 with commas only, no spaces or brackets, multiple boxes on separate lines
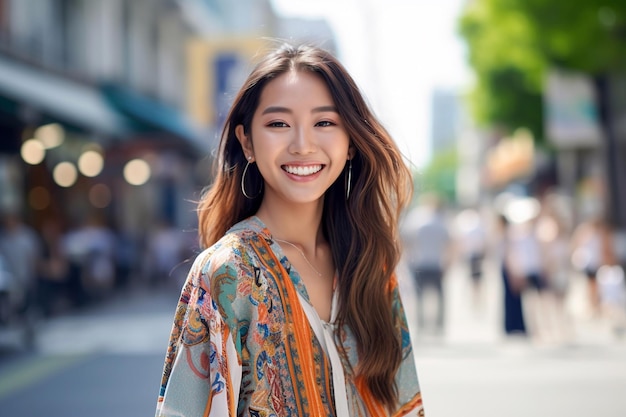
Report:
261,105,338,115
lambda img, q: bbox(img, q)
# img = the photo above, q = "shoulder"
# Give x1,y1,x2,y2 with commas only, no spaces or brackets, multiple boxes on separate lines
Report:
199,221,280,292
183,228,265,327
192,228,262,288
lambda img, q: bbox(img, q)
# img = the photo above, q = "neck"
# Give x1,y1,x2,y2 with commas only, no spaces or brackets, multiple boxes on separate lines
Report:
256,200,324,249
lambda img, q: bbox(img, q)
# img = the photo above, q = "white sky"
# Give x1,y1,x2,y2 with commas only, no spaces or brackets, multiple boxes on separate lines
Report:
270,0,473,169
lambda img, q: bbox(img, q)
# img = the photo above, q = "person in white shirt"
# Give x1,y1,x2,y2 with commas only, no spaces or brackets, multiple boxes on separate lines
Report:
403,194,451,334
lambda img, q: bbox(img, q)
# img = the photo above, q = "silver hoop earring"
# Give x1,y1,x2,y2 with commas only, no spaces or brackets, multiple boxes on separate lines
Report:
346,159,352,200
241,161,261,199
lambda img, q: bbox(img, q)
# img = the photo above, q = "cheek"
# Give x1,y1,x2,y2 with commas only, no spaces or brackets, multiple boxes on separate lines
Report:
249,128,289,154
321,130,350,150
334,136,351,159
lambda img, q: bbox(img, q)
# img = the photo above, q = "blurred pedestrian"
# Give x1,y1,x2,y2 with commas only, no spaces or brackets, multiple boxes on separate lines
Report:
455,207,487,310
37,219,70,316
536,193,575,343
495,214,527,336
596,264,626,337
571,215,616,317
0,210,41,316
143,217,185,289
402,193,452,336
62,213,117,305
507,213,554,342
155,43,424,417
113,225,139,290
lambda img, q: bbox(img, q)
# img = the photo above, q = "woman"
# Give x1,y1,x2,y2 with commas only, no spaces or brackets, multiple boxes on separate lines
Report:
156,43,424,416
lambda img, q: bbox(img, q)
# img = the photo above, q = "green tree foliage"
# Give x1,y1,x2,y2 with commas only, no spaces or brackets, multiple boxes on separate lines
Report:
415,147,458,204
459,0,626,142
517,0,626,72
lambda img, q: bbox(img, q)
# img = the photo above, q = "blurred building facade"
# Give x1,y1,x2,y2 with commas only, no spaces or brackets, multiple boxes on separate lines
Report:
0,0,211,237
545,69,626,229
0,0,337,280
430,89,462,155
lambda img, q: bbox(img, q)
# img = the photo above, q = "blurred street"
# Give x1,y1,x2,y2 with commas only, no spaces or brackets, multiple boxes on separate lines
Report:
0,284,178,417
0,258,624,417
1,1,626,416
399,257,626,417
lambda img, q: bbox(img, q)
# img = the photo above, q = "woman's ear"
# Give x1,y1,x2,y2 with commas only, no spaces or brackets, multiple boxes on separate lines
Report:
347,144,356,160
235,125,254,160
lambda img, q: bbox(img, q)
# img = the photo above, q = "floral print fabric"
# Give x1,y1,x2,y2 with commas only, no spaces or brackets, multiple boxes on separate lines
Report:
156,216,424,416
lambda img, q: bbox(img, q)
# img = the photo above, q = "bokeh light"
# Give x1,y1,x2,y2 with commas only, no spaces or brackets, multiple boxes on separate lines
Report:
503,197,541,224
78,150,104,177
34,123,64,149
53,161,78,188
123,158,151,186
20,139,46,165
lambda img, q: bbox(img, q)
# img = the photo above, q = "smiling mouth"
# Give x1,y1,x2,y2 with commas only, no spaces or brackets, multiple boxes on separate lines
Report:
282,165,323,176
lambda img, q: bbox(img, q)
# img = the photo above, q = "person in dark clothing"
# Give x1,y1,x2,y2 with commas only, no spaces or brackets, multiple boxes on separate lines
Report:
497,214,527,335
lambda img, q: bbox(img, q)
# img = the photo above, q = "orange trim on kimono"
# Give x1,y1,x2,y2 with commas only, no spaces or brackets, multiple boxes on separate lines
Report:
355,375,389,416
253,237,327,416
392,392,423,417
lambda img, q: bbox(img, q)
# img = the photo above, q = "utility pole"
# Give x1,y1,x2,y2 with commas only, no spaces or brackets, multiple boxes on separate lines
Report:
594,74,626,229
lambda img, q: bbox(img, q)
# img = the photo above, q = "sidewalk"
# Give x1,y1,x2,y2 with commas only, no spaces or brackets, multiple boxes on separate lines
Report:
34,285,179,355
399,259,626,417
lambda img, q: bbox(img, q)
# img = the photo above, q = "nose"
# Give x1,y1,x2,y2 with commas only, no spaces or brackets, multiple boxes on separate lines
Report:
288,126,316,154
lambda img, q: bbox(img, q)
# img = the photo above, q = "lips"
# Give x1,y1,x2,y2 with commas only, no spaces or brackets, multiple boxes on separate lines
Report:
282,165,323,176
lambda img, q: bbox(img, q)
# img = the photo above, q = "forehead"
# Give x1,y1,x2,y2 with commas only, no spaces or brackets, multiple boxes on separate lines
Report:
258,69,334,106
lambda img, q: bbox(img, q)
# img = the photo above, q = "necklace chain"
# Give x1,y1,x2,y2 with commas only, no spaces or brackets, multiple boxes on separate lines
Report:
274,238,323,277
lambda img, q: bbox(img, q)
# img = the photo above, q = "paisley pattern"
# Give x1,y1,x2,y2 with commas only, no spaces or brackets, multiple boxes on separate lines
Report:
156,216,424,416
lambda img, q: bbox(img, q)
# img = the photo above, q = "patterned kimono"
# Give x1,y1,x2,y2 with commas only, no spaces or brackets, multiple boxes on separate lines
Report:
156,216,424,416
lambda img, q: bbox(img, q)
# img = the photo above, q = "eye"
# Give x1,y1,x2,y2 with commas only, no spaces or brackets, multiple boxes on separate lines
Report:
267,121,289,128
315,120,335,127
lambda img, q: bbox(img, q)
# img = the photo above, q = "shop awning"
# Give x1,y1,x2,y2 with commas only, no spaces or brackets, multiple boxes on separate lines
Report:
0,55,133,137
101,84,205,149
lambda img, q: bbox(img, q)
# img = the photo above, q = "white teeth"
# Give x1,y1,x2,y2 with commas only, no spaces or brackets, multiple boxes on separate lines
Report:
284,165,322,176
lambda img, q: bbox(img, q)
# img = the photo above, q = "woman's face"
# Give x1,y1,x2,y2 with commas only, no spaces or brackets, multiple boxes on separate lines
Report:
236,70,353,206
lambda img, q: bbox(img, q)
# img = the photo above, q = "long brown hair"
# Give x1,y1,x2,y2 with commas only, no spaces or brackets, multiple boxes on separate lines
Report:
197,43,412,411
